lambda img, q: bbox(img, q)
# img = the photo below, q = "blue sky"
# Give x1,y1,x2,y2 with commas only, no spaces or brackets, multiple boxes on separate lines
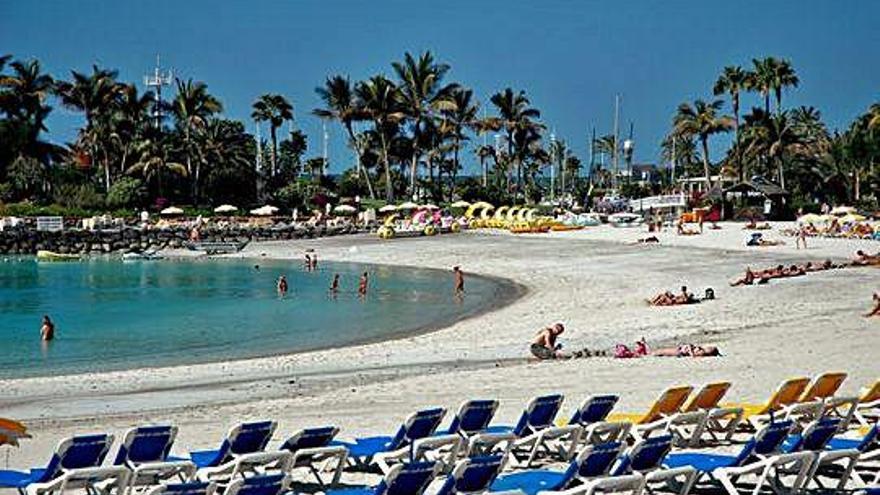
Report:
2,0,878,174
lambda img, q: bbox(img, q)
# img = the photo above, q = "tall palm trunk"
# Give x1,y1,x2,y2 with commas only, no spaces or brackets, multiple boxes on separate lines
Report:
409,152,419,198
378,126,393,202
774,88,782,115
452,138,461,200
763,90,770,114
269,126,278,177
345,124,375,200
479,156,487,187
733,94,742,182
700,134,712,190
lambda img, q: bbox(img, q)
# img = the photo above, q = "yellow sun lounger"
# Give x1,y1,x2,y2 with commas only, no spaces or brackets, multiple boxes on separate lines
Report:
680,382,744,443
723,377,815,430
800,372,847,402
607,385,693,442
854,380,880,427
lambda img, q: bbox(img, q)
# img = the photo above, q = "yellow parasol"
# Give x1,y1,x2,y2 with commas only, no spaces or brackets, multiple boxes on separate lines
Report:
479,204,495,220
516,207,529,222
839,213,866,224
525,208,538,222
383,214,400,227
494,206,510,220
506,206,521,222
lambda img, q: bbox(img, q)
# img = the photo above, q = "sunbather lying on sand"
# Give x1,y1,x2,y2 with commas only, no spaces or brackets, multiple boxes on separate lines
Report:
852,250,880,266
614,338,721,358
649,286,701,306
866,293,880,318
743,220,771,230
746,233,785,247
630,236,660,244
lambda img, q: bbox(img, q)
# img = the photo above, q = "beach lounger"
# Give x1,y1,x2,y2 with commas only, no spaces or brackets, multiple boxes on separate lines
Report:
855,380,880,428
489,442,625,495
146,481,216,495
0,433,115,495
662,420,814,495
677,382,743,444
476,395,581,467
324,460,440,495
823,424,880,487
609,435,696,495
336,408,461,474
113,425,196,494
777,417,859,491
724,377,820,430
28,466,131,495
435,455,505,495
223,474,290,495
279,426,347,487
439,400,513,457
183,421,277,471
566,395,630,446
800,372,848,402
606,386,695,444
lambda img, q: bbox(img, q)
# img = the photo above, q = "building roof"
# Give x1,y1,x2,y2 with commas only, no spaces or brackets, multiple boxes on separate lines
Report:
723,177,788,196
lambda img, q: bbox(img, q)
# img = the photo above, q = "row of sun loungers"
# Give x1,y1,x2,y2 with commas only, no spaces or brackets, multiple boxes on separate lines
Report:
1,372,877,495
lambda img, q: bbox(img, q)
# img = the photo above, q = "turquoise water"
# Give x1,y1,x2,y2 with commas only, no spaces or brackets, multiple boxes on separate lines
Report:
0,258,509,379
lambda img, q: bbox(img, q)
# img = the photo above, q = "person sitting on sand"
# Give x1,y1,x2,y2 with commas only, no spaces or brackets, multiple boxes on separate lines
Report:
866,293,880,318
40,315,55,342
530,323,568,360
674,285,696,304
730,267,756,286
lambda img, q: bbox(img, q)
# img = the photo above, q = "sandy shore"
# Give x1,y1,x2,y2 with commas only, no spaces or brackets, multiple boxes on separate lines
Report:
1,221,877,472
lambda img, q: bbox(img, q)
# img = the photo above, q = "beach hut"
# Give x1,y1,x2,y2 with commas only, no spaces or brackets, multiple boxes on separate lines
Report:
722,177,789,220
160,206,184,216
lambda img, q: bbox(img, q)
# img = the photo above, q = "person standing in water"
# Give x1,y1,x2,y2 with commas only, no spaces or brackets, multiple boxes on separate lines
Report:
329,274,340,294
277,275,288,295
453,266,465,295
40,315,55,341
311,252,319,270
304,254,312,271
358,272,368,297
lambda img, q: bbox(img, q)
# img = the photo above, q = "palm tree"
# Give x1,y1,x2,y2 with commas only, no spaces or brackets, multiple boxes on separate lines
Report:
713,65,748,180
111,84,153,178
866,103,880,131
172,78,222,202
127,137,186,198
740,109,804,190
392,51,458,196
475,144,495,188
489,88,542,202
747,58,775,114
355,76,405,201
251,94,293,178
673,99,733,188
439,87,478,200
0,58,58,167
770,59,798,114
313,75,375,199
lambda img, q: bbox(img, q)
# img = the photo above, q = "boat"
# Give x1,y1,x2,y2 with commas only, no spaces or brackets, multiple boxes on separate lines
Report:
608,212,644,228
122,252,164,261
36,250,81,262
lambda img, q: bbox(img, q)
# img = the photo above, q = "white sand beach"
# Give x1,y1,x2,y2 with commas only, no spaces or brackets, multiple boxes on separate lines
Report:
1,222,878,473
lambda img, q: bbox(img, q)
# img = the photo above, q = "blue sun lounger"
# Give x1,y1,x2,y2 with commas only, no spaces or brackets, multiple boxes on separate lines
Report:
490,442,643,495
0,433,116,495
779,417,860,491
279,426,348,486
439,400,513,457
610,435,696,495
324,460,440,495
567,395,630,446
114,425,197,493
435,455,505,495
825,424,879,487
662,419,813,495
224,473,290,495
146,481,217,495
336,408,460,473
477,395,581,467
184,421,277,470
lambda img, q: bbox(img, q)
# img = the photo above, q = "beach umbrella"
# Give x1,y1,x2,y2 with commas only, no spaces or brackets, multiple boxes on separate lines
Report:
378,204,398,213
0,418,30,447
160,206,184,216
839,213,866,224
450,200,471,208
398,201,419,210
333,204,357,214
421,204,439,210
797,213,825,224
250,205,279,216
412,210,430,223
213,204,238,214
830,206,856,215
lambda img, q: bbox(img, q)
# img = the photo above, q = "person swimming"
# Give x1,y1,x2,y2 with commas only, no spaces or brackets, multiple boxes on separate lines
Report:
358,272,368,297
40,315,55,342
277,275,288,295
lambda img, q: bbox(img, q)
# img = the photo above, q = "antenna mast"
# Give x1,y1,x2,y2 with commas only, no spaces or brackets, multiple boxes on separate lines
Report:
143,55,172,129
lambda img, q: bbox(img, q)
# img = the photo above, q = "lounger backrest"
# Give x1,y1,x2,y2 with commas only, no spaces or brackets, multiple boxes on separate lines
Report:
766,377,810,411
512,394,563,436
569,442,623,481
754,420,793,456
149,481,216,495
387,408,446,450
855,425,879,452
570,395,619,425
229,421,276,455
115,425,177,465
683,382,730,412
279,426,338,453
224,473,289,495
436,455,504,495
613,435,672,474
801,372,847,402
34,434,115,485
448,400,498,436
639,386,692,424
375,460,438,495
859,380,880,403
789,417,842,452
